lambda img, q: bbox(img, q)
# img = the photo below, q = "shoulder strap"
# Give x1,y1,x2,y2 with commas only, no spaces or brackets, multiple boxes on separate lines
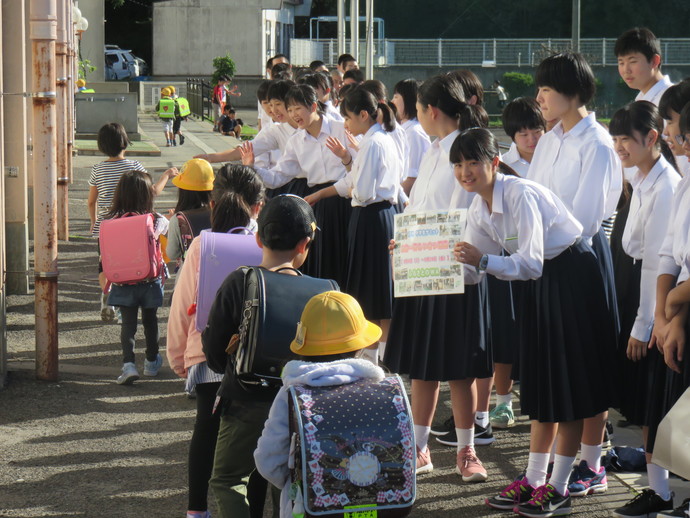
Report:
273,266,302,276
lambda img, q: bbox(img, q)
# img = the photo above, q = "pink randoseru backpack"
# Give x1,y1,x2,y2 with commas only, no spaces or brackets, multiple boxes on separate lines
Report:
100,213,164,284
195,227,262,332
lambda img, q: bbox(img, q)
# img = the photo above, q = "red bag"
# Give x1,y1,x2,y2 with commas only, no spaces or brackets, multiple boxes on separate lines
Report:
100,213,164,284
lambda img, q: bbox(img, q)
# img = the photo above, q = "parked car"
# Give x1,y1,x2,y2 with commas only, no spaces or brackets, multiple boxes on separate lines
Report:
104,45,148,80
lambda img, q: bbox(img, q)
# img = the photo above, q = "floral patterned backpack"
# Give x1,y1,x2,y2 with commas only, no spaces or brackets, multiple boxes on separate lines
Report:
288,376,416,518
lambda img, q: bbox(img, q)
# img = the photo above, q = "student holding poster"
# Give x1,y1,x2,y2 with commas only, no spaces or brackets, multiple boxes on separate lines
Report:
384,74,492,484
451,128,617,517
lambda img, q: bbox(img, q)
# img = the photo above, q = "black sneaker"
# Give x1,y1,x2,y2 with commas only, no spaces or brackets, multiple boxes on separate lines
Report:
430,415,454,436
613,489,673,517
475,422,495,445
659,497,690,517
515,483,571,517
436,429,457,446
179,134,185,145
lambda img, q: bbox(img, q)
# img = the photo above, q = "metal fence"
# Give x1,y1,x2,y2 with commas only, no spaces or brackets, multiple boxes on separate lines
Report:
186,78,214,122
291,38,690,67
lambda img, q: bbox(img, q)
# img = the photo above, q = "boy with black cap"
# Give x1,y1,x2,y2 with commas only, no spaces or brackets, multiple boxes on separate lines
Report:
202,194,317,518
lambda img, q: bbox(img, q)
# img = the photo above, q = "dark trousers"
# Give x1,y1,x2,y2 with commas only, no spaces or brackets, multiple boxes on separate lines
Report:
119,306,159,363
189,382,222,511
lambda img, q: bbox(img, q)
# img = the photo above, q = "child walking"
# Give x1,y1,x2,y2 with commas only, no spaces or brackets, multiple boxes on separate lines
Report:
452,128,617,516
254,291,385,518
167,164,265,518
102,170,169,385
306,88,402,360
608,102,680,517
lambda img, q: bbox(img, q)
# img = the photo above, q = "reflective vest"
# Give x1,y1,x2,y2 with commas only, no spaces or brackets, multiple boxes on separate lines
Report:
79,88,95,93
158,97,176,119
176,97,191,117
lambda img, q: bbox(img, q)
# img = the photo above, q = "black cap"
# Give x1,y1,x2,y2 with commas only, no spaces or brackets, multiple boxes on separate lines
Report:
258,194,317,250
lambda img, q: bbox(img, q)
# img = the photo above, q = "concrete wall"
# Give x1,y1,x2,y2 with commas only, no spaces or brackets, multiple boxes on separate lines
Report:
153,0,282,77
78,0,105,81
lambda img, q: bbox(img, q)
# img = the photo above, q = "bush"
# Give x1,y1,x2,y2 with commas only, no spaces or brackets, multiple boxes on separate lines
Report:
211,54,237,84
501,72,535,100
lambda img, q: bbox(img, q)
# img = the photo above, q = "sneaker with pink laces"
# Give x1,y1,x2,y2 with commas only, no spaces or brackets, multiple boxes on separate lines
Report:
456,445,488,482
416,446,434,475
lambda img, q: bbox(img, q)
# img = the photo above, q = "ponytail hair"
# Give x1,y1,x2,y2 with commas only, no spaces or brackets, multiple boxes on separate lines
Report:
340,88,396,132
458,104,489,130
417,74,467,120
610,100,680,175
449,127,520,177
211,164,265,233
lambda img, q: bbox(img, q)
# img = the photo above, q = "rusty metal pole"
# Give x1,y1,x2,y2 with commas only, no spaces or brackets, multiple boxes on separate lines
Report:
66,0,74,187
56,0,68,241
30,0,59,381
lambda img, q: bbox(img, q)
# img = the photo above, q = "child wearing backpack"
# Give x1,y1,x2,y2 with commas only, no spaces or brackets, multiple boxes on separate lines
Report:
202,194,319,518
167,164,265,518
101,170,169,385
254,291,398,518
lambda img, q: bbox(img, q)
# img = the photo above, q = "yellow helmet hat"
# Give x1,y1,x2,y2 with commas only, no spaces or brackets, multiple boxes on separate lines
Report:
161,87,171,97
290,291,382,356
76,79,86,88
172,159,215,191
167,85,176,94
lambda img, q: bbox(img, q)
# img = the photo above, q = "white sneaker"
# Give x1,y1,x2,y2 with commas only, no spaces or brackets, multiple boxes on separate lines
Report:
117,363,139,385
143,354,163,377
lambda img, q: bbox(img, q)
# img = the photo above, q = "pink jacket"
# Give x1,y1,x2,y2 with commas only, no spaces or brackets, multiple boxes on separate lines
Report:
166,236,206,377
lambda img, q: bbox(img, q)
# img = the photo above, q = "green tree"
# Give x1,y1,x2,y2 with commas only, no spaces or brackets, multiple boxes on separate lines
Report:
501,72,535,100
211,54,237,84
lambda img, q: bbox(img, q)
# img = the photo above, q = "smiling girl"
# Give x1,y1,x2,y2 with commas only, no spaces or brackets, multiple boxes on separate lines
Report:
452,128,616,516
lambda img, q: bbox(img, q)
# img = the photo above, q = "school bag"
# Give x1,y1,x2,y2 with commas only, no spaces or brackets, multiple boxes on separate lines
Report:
195,227,262,332
100,213,164,284
175,208,212,262
234,267,339,384
288,376,416,517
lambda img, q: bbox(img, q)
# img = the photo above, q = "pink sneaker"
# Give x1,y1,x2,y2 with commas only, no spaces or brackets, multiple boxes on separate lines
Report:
416,446,434,475
456,445,488,482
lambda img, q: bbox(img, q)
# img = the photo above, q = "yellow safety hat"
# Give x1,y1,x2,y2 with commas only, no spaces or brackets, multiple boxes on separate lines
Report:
168,85,176,94
290,291,382,356
161,87,171,97
76,79,86,88
172,159,215,191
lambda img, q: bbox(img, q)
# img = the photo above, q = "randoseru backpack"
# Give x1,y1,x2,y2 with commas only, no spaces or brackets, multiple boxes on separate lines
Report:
100,213,164,284
234,267,339,385
288,376,416,517
195,228,262,332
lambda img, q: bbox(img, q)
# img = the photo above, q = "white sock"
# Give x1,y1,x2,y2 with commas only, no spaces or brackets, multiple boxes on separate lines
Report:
475,411,489,428
579,443,602,472
550,454,576,496
456,428,474,451
414,425,431,451
549,437,558,463
378,341,386,361
647,463,671,500
496,393,512,408
525,452,550,488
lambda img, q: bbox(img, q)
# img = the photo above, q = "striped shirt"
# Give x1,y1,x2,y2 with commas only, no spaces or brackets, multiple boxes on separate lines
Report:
184,361,223,394
88,159,146,236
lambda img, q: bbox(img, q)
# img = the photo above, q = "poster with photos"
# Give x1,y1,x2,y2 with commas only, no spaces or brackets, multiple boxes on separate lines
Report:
393,209,467,297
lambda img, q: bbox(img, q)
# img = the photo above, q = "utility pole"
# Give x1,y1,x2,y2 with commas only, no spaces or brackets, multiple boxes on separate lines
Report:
572,0,581,52
30,0,59,381
365,0,374,79
337,0,345,58
350,0,359,64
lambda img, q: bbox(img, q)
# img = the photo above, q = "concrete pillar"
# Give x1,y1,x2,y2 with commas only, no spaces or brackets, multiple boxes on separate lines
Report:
25,0,35,240
77,0,104,81
0,0,8,387
3,0,31,295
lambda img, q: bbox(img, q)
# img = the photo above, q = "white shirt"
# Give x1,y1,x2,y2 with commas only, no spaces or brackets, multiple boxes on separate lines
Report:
636,75,673,105
334,123,401,206
464,173,583,282
389,122,409,184
324,100,343,122
622,156,680,341
501,142,531,177
258,101,273,128
658,174,690,284
255,116,351,189
527,112,622,240
251,122,298,157
402,119,432,179
407,130,460,212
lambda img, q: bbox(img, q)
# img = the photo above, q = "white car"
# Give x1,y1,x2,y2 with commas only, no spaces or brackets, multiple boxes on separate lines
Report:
104,46,148,80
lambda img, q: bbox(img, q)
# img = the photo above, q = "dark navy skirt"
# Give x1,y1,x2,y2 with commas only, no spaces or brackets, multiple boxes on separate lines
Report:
346,201,395,320
302,182,352,288
384,281,493,381
592,227,621,338
517,241,616,422
487,274,521,366
265,177,311,200
108,278,164,308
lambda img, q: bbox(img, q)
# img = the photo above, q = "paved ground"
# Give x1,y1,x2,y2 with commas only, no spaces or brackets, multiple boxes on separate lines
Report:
1,113,688,517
